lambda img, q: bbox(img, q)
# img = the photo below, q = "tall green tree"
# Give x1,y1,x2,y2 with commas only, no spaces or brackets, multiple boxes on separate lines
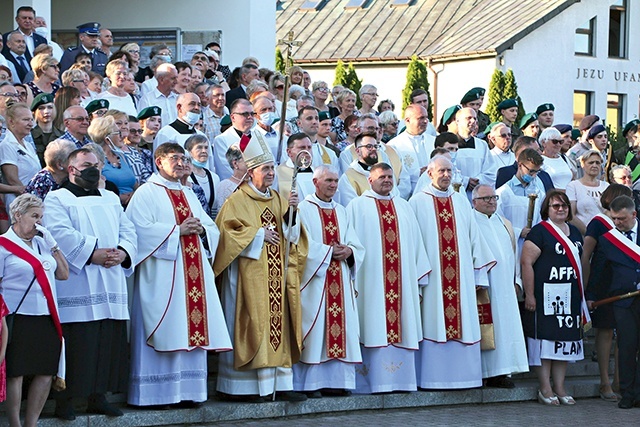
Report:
402,55,432,120
275,47,285,74
486,69,505,122
503,69,525,122
334,60,363,108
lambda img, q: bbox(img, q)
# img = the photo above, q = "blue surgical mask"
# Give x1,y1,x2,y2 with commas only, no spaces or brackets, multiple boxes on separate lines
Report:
192,159,208,168
259,112,275,127
449,151,457,161
521,173,533,184
157,55,172,62
184,111,200,126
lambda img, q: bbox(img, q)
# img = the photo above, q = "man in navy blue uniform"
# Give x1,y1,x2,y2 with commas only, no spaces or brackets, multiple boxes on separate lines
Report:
2,6,47,62
588,195,640,409
59,23,108,76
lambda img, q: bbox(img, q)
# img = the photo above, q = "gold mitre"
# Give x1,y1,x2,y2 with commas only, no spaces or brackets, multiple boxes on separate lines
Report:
239,133,274,169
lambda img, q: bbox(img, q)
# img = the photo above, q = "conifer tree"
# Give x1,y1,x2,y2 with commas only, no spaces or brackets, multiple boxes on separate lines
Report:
334,61,363,108
486,69,505,122
402,55,433,120
503,69,525,122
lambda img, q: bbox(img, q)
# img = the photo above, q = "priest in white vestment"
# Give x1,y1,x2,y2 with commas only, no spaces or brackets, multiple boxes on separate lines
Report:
347,163,430,393
125,142,232,406
275,133,318,201
294,166,364,395
409,156,496,389
472,185,529,386
297,106,340,171
44,148,137,419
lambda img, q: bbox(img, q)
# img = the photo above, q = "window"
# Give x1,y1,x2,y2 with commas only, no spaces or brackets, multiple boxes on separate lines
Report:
606,93,625,135
609,0,627,58
345,0,371,9
391,0,415,7
573,91,593,127
575,17,595,56
299,0,325,11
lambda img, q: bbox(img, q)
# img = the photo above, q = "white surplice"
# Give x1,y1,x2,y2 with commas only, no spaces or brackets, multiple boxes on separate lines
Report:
473,211,529,378
125,173,231,405
409,184,496,389
293,194,364,391
456,137,497,196
347,190,430,393
388,131,435,193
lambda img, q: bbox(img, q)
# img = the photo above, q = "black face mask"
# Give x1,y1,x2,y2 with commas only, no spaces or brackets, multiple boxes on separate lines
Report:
75,166,101,189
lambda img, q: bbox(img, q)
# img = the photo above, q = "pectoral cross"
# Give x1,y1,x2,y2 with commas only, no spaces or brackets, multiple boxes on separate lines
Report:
277,30,302,75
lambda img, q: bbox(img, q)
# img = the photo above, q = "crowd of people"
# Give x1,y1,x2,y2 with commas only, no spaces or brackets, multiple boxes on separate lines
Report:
0,6,639,425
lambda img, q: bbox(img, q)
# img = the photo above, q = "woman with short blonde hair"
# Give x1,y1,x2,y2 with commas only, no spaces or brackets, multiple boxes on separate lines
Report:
25,54,60,104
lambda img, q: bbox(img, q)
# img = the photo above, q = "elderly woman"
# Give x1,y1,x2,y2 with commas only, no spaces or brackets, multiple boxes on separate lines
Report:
2,193,68,427
25,139,76,201
329,88,358,147
566,149,609,235
87,71,103,97
286,84,305,120
87,116,137,205
185,134,220,218
25,54,60,103
0,103,41,209
30,93,63,166
610,164,640,214
173,62,193,95
379,110,399,143
540,127,574,190
215,144,248,213
358,84,378,115
311,81,330,113
52,87,81,131
61,69,93,107
97,60,136,117
378,99,395,113
269,73,286,118
522,190,587,406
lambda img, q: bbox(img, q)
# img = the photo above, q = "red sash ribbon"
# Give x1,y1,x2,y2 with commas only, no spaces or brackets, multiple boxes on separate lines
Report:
592,213,614,231
259,206,283,352
318,207,346,358
433,196,462,340
603,229,640,264
0,236,63,341
164,188,209,347
374,199,402,344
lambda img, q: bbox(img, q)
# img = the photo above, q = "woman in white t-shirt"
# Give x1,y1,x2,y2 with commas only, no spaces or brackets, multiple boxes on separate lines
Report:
540,127,574,190
566,150,609,234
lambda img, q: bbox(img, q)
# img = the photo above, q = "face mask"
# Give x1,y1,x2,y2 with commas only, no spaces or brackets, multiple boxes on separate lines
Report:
184,111,200,126
521,173,533,184
259,112,275,127
76,166,101,189
192,159,208,168
34,27,49,39
106,137,122,154
157,55,172,62
449,151,457,161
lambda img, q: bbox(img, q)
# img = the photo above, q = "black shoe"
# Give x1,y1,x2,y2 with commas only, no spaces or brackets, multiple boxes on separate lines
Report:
87,393,124,417
321,388,352,397
485,376,516,389
276,391,308,402
54,399,76,421
217,392,265,403
172,400,203,409
304,390,322,399
618,397,634,409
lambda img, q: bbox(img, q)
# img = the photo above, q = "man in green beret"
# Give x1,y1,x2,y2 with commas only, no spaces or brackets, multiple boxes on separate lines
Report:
535,103,555,132
30,92,62,165
460,87,490,134
520,112,539,139
498,98,522,140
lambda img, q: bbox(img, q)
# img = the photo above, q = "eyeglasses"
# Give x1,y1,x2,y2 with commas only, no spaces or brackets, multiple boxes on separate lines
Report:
386,121,399,126
275,85,285,90
67,116,90,122
128,129,143,135
93,110,106,117
550,203,569,211
315,87,329,92
232,111,257,119
192,55,208,62
473,195,499,202
0,92,20,98
163,155,188,163
357,144,380,150
615,174,632,181
549,139,563,145
48,64,60,69
498,133,511,138
72,79,85,83
521,163,541,175
128,50,140,54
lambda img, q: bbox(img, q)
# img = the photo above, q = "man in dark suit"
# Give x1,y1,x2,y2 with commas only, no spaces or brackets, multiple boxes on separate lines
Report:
2,32,31,83
59,23,108,76
225,63,258,109
2,6,47,62
496,135,554,191
588,195,640,409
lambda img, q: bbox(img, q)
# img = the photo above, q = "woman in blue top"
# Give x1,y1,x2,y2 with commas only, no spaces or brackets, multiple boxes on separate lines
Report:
87,115,137,206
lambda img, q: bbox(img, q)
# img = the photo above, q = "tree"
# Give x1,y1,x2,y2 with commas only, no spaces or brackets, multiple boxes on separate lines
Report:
402,55,433,120
486,69,505,122
275,47,285,74
503,69,525,122
334,60,363,108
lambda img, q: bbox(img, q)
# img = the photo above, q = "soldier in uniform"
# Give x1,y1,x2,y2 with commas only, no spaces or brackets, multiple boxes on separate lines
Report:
536,103,555,132
460,87,490,136
498,99,522,141
59,23,108,76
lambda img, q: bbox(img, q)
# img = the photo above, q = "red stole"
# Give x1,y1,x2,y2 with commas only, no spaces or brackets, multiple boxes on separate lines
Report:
603,229,640,264
0,236,63,341
374,198,402,344
164,188,209,347
318,206,346,359
433,195,462,341
259,206,283,352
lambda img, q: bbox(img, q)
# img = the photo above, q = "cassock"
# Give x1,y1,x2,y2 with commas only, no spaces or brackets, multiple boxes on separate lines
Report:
43,181,137,398
473,210,529,378
387,131,435,192
410,184,496,389
347,190,430,393
214,181,309,396
293,194,364,391
125,173,232,405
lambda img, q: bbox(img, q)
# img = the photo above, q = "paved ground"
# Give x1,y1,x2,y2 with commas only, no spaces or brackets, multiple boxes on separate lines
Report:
209,398,636,427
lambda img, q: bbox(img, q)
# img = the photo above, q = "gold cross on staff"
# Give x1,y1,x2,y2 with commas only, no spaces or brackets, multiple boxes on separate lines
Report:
277,30,302,74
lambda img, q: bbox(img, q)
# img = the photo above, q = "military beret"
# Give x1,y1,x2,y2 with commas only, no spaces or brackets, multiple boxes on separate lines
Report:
497,99,518,111
587,124,607,140
484,122,502,134
137,106,162,121
30,92,54,111
440,105,461,127
220,114,231,126
519,113,538,130
579,114,600,131
622,119,640,137
77,22,101,36
553,124,573,134
535,103,555,115
571,129,581,140
460,87,485,105
85,99,109,115
318,111,331,122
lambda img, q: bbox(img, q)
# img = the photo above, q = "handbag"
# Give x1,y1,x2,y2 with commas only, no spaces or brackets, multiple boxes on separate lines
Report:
477,288,496,351
5,275,37,344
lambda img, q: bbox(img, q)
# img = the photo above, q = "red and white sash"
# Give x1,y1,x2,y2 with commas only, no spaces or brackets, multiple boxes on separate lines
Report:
592,213,614,230
603,228,640,264
540,221,591,326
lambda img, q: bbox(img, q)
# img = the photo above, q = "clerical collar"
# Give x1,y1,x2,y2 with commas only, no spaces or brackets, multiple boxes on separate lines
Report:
298,167,313,173
62,180,101,197
151,172,182,190
248,180,270,197
365,189,393,200
358,161,373,171
427,183,453,197
169,119,196,134
312,193,334,207
458,136,475,149
235,128,251,139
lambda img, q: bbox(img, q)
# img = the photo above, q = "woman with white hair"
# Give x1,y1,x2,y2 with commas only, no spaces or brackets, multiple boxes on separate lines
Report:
379,110,399,143
286,84,305,120
97,60,137,117
25,138,76,200
540,127,575,190
358,84,378,115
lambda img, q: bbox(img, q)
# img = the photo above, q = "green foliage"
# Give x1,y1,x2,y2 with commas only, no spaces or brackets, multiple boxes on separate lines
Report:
275,47,285,74
486,68,505,122
503,69,525,122
606,124,626,152
402,55,432,120
334,60,363,108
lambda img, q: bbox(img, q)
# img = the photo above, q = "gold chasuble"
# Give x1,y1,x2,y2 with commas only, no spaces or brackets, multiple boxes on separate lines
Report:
165,187,209,346
433,196,462,340
318,206,346,358
375,199,403,344
214,183,309,370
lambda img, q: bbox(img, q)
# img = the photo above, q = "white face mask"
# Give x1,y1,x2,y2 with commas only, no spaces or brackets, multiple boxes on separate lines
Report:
184,111,200,126
34,26,49,39
259,112,275,127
